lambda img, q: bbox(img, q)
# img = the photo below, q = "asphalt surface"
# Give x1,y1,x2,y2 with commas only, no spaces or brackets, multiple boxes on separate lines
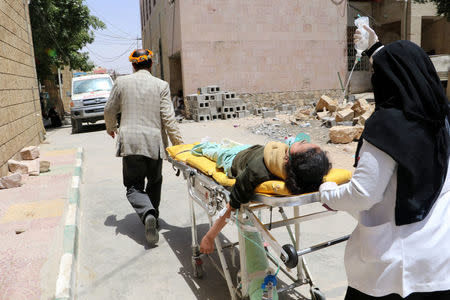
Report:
45,119,356,300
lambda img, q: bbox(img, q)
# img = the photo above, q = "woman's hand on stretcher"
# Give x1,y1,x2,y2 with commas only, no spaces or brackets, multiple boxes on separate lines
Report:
200,203,234,254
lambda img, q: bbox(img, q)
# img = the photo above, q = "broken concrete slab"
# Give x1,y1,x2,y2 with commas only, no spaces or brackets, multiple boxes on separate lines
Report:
20,146,40,160
8,159,29,175
351,98,370,117
316,95,338,112
39,160,51,173
317,111,331,120
329,126,359,144
0,173,22,189
335,108,354,122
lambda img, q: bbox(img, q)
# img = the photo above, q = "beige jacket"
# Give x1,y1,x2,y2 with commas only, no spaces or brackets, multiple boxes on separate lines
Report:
104,70,183,159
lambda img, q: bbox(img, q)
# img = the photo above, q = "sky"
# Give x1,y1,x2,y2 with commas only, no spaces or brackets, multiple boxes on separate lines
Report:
82,0,142,74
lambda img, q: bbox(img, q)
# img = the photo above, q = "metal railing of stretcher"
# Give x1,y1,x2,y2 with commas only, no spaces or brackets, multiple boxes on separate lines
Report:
169,157,350,300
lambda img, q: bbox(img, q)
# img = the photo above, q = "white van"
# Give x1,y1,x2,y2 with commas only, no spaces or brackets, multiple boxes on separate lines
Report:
70,73,114,133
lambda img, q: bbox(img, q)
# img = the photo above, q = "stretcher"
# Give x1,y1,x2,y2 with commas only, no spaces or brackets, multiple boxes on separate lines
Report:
167,143,352,300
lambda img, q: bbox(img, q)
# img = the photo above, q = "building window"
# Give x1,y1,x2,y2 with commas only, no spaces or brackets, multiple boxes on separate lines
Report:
347,26,371,71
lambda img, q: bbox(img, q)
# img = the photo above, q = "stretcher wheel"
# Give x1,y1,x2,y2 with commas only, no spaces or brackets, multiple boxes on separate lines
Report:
192,257,204,279
281,244,298,269
310,286,326,300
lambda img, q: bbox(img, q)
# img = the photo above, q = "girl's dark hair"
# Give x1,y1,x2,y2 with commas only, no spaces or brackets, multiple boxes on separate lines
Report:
285,148,332,194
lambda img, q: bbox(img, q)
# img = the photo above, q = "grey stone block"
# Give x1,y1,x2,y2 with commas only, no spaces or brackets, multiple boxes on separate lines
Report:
237,111,246,118
198,86,221,94
252,108,262,115
193,107,211,115
222,92,237,100
194,114,211,122
262,110,276,118
222,106,234,113
210,113,220,120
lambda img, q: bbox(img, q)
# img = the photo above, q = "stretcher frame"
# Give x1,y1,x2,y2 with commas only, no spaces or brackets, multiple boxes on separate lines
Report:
169,157,350,300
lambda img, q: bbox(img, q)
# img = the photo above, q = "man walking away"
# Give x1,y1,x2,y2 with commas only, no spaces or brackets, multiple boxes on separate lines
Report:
104,49,184,246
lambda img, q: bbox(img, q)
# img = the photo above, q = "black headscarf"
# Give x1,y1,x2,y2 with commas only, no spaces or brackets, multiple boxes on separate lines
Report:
356,40,449,226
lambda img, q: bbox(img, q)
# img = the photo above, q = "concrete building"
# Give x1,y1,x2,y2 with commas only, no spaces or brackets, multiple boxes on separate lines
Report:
0,0,45,177
140,0,348,107
141,1,449,105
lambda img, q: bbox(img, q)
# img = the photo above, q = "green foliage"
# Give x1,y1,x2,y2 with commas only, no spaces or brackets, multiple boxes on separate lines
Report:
29,0,105,79
414,0,450,21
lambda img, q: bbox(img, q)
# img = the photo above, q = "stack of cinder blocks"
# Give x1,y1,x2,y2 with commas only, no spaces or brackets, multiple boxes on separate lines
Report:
187,86,249,122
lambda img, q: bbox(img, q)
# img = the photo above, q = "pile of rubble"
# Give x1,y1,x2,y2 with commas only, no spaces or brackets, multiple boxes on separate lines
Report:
294,94,375,144
186,85,251,121
0,146,50,189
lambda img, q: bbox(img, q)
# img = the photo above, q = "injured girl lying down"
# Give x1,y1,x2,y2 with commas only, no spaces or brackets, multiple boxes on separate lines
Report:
192,138,331,254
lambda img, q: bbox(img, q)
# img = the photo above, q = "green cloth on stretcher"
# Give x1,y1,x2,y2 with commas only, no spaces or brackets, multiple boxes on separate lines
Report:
191,142,251,176
243,230,278,300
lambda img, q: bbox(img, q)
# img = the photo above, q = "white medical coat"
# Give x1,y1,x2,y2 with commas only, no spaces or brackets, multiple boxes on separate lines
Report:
320,140,450,297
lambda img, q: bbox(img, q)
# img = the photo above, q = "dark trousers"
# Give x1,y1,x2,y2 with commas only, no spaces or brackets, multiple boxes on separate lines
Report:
122,155,162,223
345,287,450,300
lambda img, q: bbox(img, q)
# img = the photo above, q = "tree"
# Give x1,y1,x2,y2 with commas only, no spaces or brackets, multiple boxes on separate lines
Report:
29,0,105,79
414,0,450,20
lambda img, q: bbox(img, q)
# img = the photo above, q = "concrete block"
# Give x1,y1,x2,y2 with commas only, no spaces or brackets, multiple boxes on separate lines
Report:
316,95,338,112
317,111,331,120
222,106,234,113
40,160,50,173
215,99,223,108
0,172,22,189
329,126,359,144
351,98,370,117
221,113,237,119
262,110,276,119
194,114,211,122
335,108,354,122
210,113,220,120
20,146,39,160
8,159,28,174
253,108,262,115
222,92,237,100
198,86,221,94
235,105,246,112
203,93,217,101
21,158,39,176
193,108,211,115
192,100,210,109
237,111,246,118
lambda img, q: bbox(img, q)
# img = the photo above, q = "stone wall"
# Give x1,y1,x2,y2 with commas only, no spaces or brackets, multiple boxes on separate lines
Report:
184,89,342,119
239,89,343,109
0,0,44,177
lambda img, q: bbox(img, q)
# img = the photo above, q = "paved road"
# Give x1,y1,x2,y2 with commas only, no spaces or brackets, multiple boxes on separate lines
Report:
45,119,356,300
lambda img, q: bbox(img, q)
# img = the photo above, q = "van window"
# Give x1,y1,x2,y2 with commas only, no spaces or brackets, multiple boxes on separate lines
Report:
73,78,112,94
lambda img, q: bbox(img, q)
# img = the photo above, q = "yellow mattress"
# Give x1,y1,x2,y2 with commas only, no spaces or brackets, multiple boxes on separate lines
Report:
167,143,351,196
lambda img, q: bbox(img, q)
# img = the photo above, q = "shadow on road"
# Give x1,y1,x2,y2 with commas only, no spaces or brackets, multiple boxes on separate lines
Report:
157,218,308,300
104,214,152,250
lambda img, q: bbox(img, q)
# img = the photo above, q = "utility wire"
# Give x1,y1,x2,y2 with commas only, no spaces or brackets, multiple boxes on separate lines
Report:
88,5,136,37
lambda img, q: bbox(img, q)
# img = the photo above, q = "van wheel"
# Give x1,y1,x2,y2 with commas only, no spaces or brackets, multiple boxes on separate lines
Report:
71,118,82,134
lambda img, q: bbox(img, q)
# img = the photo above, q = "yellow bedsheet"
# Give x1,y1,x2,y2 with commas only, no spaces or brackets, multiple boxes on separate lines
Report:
167,143,351,195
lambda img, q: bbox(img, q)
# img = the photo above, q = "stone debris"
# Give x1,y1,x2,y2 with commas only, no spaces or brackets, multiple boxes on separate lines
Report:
20,146,40,160
0,173,22,189
335,108,354,122
316,110,331,120
8,159,29,174
22,159,40,176
316,95,338,112
329,126,361,144
351,98,370,117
